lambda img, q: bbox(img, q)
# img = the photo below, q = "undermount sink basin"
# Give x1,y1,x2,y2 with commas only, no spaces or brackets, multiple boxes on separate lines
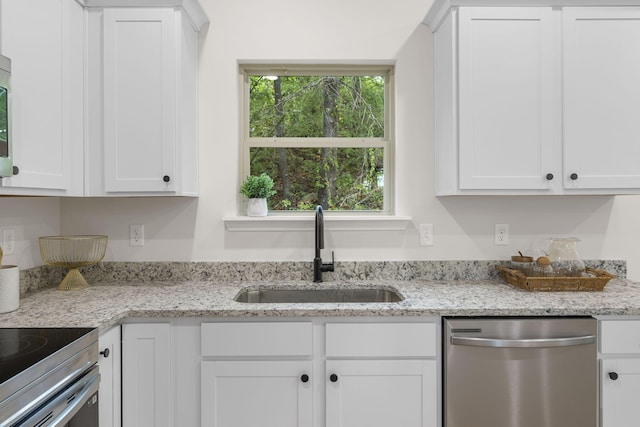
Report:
234,287,404,304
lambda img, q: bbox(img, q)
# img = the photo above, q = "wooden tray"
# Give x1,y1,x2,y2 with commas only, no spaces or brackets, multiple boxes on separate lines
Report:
495,265,616,292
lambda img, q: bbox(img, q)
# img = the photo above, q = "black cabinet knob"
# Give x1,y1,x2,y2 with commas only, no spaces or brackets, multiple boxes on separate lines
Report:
609,372,619,381
546,173,554,181
163,175,171,183
301,374,309,383
12,166,19,176
329,374,338,383
100,348,110,358
570,173,578,180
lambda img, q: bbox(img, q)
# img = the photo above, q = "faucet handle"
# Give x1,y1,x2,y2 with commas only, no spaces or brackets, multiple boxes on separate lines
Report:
324,251,335,271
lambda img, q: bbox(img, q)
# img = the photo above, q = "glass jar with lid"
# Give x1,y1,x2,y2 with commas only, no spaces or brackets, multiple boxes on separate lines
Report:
547,237,586,277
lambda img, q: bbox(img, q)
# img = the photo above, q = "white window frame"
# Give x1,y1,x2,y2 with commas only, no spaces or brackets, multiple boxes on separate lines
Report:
239,64,396,215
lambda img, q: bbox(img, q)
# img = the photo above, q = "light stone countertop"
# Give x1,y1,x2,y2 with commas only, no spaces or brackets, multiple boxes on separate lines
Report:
2,277,640,332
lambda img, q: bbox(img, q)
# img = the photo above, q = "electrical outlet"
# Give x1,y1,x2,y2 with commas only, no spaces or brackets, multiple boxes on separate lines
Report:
130,224,144,247
419,224,434,246
495,224,509,246
2,229,15,255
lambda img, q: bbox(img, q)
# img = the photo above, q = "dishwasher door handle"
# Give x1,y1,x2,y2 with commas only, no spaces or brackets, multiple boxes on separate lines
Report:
450,334,596,348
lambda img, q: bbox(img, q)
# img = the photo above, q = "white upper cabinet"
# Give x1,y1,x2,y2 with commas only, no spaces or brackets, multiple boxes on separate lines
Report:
103,9,177,193
426,1,640,195
0,0,206,197
563,7,640,190
0,0,84,196
457,7,557,192
85,4,206,196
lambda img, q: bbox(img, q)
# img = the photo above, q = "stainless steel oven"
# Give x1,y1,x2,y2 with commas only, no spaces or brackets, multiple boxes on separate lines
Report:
0,328,100,427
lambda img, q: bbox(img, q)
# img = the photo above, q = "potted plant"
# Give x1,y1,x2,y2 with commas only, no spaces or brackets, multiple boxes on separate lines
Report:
240,173,276,216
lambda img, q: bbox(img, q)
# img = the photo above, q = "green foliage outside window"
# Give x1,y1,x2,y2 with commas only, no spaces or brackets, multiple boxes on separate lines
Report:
247,73,388,211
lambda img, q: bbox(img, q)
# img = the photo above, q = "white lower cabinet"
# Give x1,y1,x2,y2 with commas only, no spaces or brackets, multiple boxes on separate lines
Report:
601,359,640,427
201,360,313,427
200,322,314,427
599,319,640,427
117,319,439,427
200,320,439,427
325,359,437,427
122,323,171,427
98,326,122,427
325,322,438,427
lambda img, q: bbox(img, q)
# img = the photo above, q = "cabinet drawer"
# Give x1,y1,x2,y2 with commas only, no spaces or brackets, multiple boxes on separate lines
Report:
326,323,436,358
201,322,313,357
600,321,640,354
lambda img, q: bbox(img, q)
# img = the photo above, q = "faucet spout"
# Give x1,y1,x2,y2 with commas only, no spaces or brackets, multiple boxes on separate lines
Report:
313,205,334,283
315,205,324,259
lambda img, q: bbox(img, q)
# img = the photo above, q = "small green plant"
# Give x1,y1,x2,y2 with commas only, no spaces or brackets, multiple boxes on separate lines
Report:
240,173,276,199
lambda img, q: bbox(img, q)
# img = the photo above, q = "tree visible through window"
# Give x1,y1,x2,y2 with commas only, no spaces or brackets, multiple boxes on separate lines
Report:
242,65,393,212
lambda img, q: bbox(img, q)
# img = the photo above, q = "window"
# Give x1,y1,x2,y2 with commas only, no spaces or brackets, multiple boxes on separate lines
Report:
241,65,394,212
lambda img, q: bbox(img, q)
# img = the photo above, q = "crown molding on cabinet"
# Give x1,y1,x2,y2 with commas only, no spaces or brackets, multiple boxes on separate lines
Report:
78,0,209,30
424,0,640,30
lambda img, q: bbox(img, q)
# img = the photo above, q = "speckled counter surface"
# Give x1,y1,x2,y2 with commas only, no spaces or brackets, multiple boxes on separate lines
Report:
3,275,640,331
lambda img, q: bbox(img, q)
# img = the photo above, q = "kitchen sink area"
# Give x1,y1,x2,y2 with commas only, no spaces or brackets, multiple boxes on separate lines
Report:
1,259,640,427
233,286,404,303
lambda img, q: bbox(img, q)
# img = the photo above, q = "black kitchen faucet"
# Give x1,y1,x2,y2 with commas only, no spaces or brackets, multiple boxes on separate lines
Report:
313,205,335,282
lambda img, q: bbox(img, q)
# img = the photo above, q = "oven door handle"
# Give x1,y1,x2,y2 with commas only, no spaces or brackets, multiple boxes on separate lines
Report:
50,370,100,427
450,335,596,348
24,367,100,427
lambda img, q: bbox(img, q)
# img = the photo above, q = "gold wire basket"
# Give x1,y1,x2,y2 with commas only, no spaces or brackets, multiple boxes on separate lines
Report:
39,235,108,290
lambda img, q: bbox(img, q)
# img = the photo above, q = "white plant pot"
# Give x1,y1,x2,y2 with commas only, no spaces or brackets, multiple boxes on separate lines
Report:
246,198,268,217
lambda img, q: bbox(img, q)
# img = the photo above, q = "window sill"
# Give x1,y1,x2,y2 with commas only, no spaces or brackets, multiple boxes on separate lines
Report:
223,215,412,232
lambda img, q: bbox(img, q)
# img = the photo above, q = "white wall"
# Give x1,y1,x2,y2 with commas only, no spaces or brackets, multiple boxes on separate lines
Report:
0,197,60,268
5,0,640,280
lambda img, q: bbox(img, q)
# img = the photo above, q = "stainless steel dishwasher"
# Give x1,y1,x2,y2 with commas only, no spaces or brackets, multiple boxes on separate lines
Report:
444,317,597,427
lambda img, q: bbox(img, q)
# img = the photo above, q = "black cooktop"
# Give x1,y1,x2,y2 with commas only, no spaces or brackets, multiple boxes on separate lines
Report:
0,328,95,386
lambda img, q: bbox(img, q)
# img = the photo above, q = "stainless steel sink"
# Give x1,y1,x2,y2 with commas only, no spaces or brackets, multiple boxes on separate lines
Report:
234,287,404,303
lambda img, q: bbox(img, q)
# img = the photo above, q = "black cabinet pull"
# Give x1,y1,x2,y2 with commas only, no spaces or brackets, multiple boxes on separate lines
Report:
163,175,171,183
570,173,578,180
329,374,338,383
12,166,19,176
100,348,110,358
546,173,554,181
609,372,619,381
301,374,309,383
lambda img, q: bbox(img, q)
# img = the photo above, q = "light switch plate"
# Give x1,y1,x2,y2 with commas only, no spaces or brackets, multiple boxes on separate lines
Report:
419,224,434,246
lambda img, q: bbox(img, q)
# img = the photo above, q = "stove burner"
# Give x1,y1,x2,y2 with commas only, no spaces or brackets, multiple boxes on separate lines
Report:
0,335,48,360
0,328,95,388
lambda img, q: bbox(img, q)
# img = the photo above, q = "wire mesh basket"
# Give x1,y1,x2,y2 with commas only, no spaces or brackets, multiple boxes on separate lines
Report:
39,235,108,290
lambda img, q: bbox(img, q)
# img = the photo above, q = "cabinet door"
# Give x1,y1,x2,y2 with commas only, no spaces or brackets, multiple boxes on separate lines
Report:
564,8,640,190
201,360,313,427
98,326,122,427
122,323,171,427
102,9,176,193
601,359,640,427
0,0,83,194
458,7,557,190
326,359,438,427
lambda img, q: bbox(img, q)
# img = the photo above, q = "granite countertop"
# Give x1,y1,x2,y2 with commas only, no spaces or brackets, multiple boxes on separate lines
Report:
2,275,640,331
